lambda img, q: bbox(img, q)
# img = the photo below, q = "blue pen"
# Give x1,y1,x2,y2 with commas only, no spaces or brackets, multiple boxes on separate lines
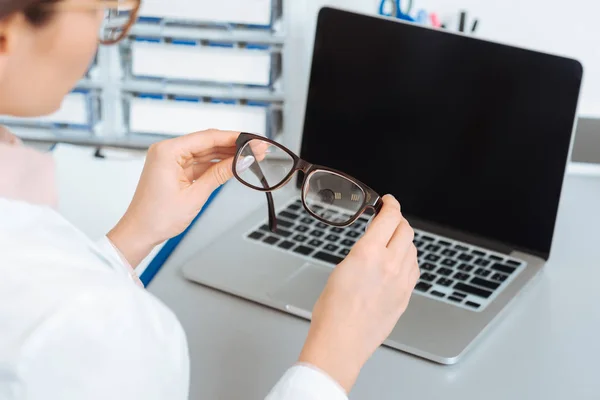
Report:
378,0,415,22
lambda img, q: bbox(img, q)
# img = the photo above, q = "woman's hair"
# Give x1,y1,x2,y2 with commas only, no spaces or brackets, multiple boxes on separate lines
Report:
0,0,59,26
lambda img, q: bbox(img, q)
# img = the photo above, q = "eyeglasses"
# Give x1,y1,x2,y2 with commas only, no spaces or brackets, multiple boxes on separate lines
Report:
44,0,141,45
233,132,383,233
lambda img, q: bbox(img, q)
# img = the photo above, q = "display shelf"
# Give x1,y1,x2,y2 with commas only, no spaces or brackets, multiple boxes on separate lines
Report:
119,79,284,104
129,21,285,47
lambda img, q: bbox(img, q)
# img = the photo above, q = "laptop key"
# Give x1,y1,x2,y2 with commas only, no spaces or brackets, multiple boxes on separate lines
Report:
288,204,301,211
346,230,361,239
308,239,324,247
442,258,457,267
437,278,454,287
414,240,425,248
316,222,329,229
422,235,435,241
279,211,299,220
325,234,340,242
455,245,469,251
475,268,491,277
331,227,344,234
300,217,313,225
277,219,294,229
310,230,325,238
458,253,473,262
491,273,508,282
263,236,279,245
340,239,355,247
438,240,452,247
313,251,344,265
295,225,309,233
248,231,264,240
506,259,522,267
489,255,503,261
426,244,441,253
324,244,339,252
425,254,440,262
293,245,314,256
421,273,437,282
454,282,493,299
259,224,270,231
274,228,293,238
491,263,517,274
448,296,463,303
293,234,308,243
278,240,295,250
415,282,432,292
458,263,474,272
437,267,453,276
442,249,457,257
339,248,350,256
421,262,436,271
454,272,470,281
465,301,481,309
471,277,500,290
430,290,445,297
471,250,486,256
474,258,490,267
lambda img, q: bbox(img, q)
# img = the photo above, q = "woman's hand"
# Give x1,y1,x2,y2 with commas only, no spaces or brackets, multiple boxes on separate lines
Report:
108,129,241,267
298,195,419,392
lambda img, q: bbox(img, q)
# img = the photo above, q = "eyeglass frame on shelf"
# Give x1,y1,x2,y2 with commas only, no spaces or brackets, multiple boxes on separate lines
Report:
232,132,383,233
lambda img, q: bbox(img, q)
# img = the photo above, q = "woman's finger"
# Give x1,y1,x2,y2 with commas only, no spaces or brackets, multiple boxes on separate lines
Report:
386,217,414,256
360,195,402,246
169,129,240,157
190,157,235,198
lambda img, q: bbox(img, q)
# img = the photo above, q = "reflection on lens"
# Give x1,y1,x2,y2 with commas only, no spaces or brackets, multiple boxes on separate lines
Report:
235,139,295,190
304,170,365,225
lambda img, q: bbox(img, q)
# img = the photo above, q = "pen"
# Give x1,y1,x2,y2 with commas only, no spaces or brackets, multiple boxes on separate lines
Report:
459,11,466,32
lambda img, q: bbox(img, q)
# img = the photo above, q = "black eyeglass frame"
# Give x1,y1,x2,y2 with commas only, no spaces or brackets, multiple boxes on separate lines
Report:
232,132,383,233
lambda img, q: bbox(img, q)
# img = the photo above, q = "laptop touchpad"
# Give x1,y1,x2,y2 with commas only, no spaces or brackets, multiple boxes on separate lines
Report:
267,262,331,314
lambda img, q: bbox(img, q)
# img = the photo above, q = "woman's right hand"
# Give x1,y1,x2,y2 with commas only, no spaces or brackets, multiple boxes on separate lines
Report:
298,195,419,393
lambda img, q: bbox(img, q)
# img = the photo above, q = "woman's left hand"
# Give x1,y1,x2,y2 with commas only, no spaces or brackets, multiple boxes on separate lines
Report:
107,129,240,267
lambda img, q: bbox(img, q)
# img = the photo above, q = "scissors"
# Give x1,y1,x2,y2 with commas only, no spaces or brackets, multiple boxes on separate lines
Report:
378,0,415,22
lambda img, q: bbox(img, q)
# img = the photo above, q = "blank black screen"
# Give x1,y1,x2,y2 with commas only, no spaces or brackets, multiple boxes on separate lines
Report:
300,8,582,259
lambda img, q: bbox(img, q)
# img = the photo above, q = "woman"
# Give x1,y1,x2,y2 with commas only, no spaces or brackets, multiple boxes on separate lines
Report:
0,1,419,399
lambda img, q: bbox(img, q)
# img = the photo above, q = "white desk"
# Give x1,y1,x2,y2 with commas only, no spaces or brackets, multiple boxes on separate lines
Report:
145,174,600,399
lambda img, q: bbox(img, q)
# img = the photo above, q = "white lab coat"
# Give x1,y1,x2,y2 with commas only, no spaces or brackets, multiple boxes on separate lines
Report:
0,198,347,400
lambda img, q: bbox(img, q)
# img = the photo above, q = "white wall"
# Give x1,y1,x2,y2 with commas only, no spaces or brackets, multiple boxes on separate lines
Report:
284,0,600,143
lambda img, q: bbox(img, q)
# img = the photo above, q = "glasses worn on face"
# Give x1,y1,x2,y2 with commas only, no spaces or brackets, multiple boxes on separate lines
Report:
43,0,141,45
233,133,383,233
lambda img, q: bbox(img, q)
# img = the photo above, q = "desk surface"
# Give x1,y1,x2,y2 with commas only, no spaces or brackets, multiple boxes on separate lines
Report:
147,175,600,400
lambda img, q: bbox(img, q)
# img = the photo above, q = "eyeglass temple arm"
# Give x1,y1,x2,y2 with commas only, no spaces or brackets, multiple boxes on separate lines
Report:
247,159,278,232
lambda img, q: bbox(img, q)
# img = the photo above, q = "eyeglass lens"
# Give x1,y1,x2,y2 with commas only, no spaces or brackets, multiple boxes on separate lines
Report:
235,139,295,190
304,170,366,225
100,1,136,43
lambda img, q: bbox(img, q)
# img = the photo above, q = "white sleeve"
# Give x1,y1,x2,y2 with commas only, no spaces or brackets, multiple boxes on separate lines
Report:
266,364,348,400
21,283,190,400
95,236,144,287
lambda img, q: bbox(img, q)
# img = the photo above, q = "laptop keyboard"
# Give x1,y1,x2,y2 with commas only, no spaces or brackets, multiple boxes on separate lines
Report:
245,198,527,312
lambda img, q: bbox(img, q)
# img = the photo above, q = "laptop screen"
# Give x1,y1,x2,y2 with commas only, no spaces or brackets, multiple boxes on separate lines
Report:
299,7,582,259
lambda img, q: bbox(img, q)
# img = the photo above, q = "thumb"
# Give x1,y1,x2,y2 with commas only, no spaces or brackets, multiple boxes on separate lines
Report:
190,157,234,199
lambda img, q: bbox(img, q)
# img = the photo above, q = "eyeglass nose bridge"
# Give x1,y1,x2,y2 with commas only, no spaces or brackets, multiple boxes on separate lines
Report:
297,159,313,173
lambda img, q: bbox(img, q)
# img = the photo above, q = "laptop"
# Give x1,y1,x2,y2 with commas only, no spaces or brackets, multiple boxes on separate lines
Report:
182,7,583,364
